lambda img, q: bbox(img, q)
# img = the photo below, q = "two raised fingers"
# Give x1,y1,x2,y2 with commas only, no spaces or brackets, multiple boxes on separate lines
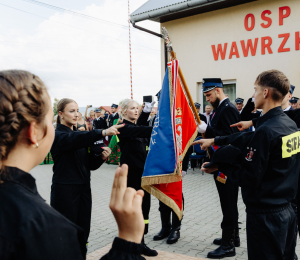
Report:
110,164,144,214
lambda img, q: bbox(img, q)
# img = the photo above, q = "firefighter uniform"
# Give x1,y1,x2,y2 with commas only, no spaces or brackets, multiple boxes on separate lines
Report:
50,124,105,247
108,104,119,128
117,114,152,234
117,111,158,256
0,167,86,260
93,109,108,130
214,106,300,260
200,78,241,258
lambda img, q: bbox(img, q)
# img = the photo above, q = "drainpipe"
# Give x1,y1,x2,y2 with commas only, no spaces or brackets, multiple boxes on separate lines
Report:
131,22,168,71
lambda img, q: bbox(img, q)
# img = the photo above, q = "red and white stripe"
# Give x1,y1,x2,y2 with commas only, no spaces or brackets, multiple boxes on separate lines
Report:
168,60,179,168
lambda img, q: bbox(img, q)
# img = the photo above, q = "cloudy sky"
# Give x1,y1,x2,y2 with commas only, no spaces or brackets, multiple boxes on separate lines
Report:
0,0,161,108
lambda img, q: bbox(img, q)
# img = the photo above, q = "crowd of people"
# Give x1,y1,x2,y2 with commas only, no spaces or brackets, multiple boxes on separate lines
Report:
0,68,300,260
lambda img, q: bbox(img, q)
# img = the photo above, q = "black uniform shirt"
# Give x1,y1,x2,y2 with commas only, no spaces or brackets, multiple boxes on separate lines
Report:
215,107,300,209
206,98,240,138
51,124,104,185
108,113,119,128
0,167,85,260
118,119,152,169
93,117,108,130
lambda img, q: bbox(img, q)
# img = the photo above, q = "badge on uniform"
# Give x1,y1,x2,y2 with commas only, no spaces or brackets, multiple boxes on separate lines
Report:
216,172,227,184
245,147,256,161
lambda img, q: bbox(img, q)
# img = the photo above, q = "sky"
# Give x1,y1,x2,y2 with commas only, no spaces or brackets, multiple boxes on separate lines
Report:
0,0,161,108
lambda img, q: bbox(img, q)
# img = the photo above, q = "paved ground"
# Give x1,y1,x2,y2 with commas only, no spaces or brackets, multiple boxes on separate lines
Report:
30,164,300,259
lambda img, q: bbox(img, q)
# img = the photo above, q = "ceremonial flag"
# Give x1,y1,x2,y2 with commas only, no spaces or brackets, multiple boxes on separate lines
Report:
142,60,198,220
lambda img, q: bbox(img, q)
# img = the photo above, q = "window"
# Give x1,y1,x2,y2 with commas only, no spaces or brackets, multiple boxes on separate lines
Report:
199,81,236,113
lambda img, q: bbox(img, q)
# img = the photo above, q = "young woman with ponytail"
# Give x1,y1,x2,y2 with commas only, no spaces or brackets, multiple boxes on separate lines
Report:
117,99,158,258
51,98,126,251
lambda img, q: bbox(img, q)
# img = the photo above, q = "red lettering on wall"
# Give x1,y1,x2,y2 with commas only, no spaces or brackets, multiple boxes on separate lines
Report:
278,33,290,53
244,14,255,31
229,42,240,59
296,32,300,51
279,6,291,26
211,43,228,61
261,37,273,55
240,38,258,57
261,10,272,28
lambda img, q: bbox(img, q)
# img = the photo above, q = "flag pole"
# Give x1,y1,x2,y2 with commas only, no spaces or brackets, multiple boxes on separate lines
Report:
161,27,205,138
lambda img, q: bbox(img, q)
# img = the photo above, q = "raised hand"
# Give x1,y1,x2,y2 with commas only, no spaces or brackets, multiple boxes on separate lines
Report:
109,164,145,244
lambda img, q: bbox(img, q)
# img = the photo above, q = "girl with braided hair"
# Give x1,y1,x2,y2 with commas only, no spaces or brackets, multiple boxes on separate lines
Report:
0,70,140,260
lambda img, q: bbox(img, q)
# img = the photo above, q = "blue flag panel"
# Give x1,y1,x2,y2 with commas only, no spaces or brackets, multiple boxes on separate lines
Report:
143,68,176,177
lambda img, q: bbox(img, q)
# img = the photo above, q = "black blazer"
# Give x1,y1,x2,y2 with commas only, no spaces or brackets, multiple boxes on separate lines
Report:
118,114,153,169
93,117,108,130
108,113,120,127
206,98,241,138
51,124,105,185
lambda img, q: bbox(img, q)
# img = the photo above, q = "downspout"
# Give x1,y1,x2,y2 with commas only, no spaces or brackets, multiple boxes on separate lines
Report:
131,22,168,71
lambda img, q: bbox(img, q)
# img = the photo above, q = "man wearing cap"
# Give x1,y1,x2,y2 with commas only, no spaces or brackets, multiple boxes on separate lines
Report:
93,109,108,130
197,78,241,259
194,102,207,123
235,98,244,113
290,97,299,110
108,104,119,128
196,69,299,260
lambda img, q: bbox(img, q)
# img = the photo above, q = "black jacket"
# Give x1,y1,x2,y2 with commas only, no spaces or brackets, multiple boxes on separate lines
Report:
51,124,105,185
0,167,147,260
206,98,240,138
215,107,300,210
93,117,108,130
118,116,153,169
108,113,119,128
0,167,86,260
253,108,300,129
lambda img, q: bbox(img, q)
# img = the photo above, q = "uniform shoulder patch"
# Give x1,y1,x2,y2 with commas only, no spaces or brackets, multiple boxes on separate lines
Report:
282,131,300,158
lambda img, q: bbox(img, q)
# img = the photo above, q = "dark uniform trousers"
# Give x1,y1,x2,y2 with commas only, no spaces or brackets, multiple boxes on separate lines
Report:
51,183,92,244
127,167,151,234
214,174,239,230
159,195,184,230
247,205,296,260
206,99,240,231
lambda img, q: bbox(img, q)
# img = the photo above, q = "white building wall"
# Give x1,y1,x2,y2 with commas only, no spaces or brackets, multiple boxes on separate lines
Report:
160,0,300,103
